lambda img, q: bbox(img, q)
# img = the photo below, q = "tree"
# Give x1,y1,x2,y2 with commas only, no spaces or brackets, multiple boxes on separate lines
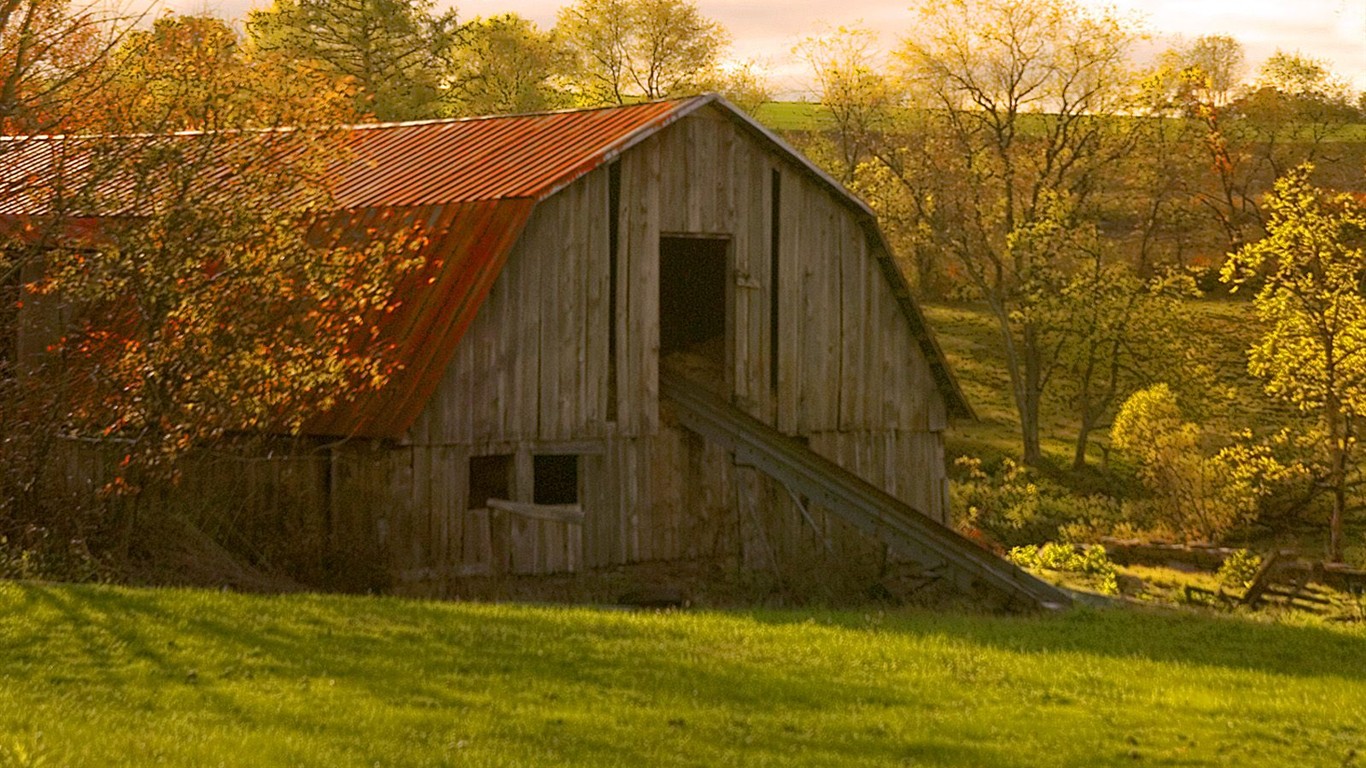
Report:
101,13,360,131
796,26,898,185
1177,35,1245,109
26,129,427,516
1037,256,1201,470
1221,164,1366,561
555,0,728,105
1171,49,1359,252
443,14,568,117
246,0,457,121
891,0,1143,465
0,0,137,134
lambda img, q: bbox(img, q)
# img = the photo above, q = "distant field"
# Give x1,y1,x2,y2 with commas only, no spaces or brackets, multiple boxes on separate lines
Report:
754,101,1366,142
752,101,831,132
3,580,1365,767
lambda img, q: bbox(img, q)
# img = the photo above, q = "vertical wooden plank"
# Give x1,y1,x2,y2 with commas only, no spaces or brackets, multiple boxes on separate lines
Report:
538,207,561,441
621,141,661,436
559,181,579,440
775,165,799,434
583,170,608,435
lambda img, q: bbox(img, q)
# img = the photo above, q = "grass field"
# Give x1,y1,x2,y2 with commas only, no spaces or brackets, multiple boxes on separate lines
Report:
752,101,831,132
2,580,1364,767
752,101,1366,142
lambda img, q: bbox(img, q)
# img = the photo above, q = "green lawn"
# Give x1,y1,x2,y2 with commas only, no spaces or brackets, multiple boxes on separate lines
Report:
2,580,1365,767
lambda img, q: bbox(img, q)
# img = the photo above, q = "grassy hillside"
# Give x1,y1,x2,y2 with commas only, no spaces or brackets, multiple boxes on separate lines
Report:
2,580,1365,767
922,300,1289,469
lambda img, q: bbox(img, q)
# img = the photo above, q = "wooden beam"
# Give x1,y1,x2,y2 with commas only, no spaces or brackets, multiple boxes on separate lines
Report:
487,498,586,525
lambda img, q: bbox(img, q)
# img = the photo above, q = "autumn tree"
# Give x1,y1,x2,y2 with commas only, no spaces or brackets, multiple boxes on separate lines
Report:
101,13,360,131
443,14,568,117
247,0,457,120
891,0,1144,465
1170,48,1360,252
0,0,135,134
1221,165,1366,562
555,0,729,105
1026,213,1202,469
26,129,426,503
1163,34,1245,110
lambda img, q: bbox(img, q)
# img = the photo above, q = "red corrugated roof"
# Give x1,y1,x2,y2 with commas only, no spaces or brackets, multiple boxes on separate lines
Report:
330,99,692,207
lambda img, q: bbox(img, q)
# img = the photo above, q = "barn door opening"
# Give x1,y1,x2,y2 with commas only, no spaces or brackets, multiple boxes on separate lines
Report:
659,235,729,391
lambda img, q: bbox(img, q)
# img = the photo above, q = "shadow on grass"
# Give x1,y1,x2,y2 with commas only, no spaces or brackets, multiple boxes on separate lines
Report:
6,581,1056,766
745,603,1366,683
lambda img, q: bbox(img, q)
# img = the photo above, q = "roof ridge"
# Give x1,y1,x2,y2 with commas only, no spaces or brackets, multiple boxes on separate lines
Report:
342,96,709,132
0,96,714,141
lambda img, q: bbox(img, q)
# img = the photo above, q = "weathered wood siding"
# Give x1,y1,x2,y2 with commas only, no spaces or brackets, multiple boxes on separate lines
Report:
375,106,952,591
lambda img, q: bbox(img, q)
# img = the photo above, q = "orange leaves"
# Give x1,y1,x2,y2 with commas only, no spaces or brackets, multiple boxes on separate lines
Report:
34,127,426,481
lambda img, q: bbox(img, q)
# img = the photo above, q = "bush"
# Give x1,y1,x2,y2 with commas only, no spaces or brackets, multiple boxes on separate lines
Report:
1217,549,1263,589
1111,385,1305,543
1008,542,1119,595
951,456,1119,548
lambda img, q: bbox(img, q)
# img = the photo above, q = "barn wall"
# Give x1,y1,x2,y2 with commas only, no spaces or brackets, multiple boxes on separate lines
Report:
379,107,953,592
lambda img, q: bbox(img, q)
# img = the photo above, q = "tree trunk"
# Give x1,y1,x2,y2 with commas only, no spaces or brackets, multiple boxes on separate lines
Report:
1020,323,1043,466
1072,416,1093,471
988,299,1042,466
1327,398,1346,563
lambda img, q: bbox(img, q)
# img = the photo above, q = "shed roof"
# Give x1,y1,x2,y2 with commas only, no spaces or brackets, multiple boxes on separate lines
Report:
0,95,972,438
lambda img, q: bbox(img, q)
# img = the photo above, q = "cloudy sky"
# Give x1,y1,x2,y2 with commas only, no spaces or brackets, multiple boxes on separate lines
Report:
176,0,1366,96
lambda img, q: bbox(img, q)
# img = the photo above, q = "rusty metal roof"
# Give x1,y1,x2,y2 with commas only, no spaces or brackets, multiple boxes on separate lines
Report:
331,98,699,207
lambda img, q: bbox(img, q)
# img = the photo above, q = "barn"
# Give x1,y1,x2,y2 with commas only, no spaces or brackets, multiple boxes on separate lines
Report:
4,95,1067,609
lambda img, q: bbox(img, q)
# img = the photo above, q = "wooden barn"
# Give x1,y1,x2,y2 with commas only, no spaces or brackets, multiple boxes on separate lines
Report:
3,95,1066,608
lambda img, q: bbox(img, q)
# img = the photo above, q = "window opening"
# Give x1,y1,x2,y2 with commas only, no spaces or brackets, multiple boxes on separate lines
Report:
468,454,513,508
533,454,579,505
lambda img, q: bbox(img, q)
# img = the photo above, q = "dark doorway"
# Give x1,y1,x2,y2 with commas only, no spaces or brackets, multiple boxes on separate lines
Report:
659,236,728,364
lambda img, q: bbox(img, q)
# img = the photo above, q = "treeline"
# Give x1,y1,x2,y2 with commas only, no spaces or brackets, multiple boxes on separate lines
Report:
0,0,765,136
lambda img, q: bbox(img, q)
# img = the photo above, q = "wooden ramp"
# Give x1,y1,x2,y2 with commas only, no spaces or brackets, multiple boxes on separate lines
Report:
661,373,1072,611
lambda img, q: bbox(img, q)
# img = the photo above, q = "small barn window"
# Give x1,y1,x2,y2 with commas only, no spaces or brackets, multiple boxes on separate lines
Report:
469,454,513,508
533,454,579,505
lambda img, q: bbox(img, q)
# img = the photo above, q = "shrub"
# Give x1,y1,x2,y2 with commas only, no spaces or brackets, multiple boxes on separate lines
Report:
1008,542,1119,595
952,456,1119,548
1111,385,1305,543
1218,549,1263,589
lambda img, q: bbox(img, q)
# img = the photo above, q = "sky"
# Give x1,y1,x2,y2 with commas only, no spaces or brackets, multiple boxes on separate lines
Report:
174,0,1366,97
